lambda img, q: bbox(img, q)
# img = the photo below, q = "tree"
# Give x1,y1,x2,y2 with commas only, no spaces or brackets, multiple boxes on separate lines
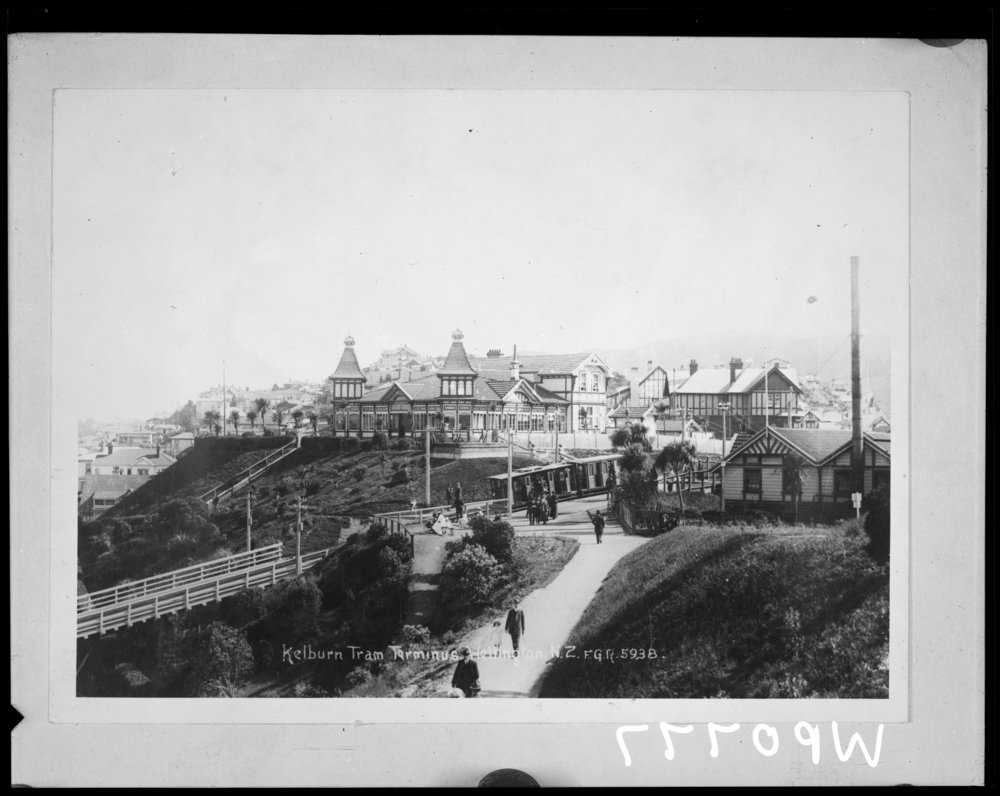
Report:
863,483,890,564
781,452,806,524
203,409,222,436
654,440,697,512
197,621,255,697
245,409,258,433
609,427,631,449
255,398,270,431
291,409,304,429
229,410,240,435
272,408,284,429
618,443,648,474
307,411,319,436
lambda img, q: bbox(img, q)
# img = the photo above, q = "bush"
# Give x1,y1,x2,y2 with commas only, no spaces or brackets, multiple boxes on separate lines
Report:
441,544,502,606
467,518,517,564
393,437,417,451
342,437,360,452
352,465,367,482
304,479,322,496
346,667,373,687
390,467,411,486
371,431,390,450
366,522,389,543
863,484,890,564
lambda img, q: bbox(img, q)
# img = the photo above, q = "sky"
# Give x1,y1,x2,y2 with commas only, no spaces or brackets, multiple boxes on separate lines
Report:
52,88,908,421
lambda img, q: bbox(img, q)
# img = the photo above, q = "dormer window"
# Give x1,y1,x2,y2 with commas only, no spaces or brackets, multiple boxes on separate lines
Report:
442,377,473,397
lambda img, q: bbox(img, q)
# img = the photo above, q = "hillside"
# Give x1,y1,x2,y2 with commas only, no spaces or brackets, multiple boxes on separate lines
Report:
538,523,889,699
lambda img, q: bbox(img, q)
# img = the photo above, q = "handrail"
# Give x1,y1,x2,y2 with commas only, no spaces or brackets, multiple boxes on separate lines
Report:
199,438,300,505
77,543,284,612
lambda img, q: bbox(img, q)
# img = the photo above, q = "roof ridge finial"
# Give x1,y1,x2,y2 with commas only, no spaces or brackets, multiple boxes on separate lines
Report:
452,329,464,341
344,335,355,347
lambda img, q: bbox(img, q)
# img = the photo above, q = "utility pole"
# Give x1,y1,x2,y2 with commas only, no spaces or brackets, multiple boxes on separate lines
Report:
295,497,303,576
763,346,769,431
425,427,431,506
787,389,793,428
719,402,730,515
507,431,513,517
246,489,252,552
850,255,864,496
222,362,227,437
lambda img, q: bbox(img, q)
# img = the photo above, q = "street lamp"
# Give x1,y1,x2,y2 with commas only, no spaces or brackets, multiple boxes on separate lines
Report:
719,402,731,515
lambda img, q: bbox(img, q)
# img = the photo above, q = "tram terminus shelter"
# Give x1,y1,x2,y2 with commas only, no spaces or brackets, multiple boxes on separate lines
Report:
326,330,612,441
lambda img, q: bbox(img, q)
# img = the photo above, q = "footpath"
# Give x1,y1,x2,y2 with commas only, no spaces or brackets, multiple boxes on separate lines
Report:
435,494,650,698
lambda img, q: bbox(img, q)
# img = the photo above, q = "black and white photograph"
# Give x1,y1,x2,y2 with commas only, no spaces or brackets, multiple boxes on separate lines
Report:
11,30,985,787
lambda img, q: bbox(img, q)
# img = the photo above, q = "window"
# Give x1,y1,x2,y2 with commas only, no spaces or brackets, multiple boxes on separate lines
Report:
744,468,762,494
833,469,853,498
872,470,890,491
591,373,600,392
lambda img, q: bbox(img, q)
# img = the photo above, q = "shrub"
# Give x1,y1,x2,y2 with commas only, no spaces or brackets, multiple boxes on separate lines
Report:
342,437,360,452
371,431,390,450
618,443,649,474
399,624,431,647
304,479,322,496
346,667,373,687
393,437,417,451
390,467,411,486
863,484,890,564
441,544,502,606
366,522,389,543
467,518,517,564
352,465,367,482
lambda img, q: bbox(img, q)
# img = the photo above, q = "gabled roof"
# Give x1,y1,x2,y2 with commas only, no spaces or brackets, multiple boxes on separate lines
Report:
78,474,150,502
609,405,652,420
469,352,610,375
332,338,366,380
92,447,158,468
674,365,801,395
725,426,890,466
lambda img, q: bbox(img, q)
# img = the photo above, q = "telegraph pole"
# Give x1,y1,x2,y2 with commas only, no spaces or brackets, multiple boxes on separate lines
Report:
763,347,769,431
507,430,514,517
425,428,431,506
850,255,864,495
295,497,303,575
246,490,252,552
719,402,730,515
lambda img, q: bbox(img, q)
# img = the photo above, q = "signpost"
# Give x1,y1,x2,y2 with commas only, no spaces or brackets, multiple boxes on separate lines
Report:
851,491,863,519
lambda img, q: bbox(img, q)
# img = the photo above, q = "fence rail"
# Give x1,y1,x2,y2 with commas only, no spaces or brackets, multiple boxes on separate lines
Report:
77,545,334,639
77,544,285,612
199,438,301,506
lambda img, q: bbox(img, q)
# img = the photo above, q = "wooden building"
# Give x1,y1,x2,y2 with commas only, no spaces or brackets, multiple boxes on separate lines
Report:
721,426,891,521
327,331,573,438
672,358,803,434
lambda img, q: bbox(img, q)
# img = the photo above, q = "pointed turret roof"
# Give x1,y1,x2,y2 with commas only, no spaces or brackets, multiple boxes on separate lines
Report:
438,329,477,375
332,336,365,380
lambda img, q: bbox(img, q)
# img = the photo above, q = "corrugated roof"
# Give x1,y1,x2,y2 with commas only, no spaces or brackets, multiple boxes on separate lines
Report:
469,352,607,375
92,448,158,467
727,427,891,465
78,474,150,502
674,365,801,395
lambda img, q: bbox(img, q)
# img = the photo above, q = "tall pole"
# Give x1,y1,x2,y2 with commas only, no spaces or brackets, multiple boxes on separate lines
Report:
720,403,729,515
764,346,769,431
425,428,431,506
246,489,252,552
507,431,513,517
295,497,303,576
851,255,864,494
222,362,227,437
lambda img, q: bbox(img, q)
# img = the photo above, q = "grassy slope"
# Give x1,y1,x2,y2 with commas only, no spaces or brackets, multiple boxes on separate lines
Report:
538,524,889,699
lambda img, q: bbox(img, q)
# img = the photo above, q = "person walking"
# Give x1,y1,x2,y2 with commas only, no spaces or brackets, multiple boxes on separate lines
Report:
527,499,536,526
591,509,606,544
538,496,549,525
453,481,463,517
504,601,526,657
546,491,557,520
451,647,481,698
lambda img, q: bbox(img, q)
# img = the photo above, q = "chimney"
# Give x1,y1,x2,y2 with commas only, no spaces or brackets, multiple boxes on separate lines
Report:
510,344,520,381
689,359,698,375
107,442,114,455
647,360,653,370
156,443,161,457
729,357,743,384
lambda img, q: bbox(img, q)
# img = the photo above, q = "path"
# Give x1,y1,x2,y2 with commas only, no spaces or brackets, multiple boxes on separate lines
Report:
404,532,451,627
438,494,651,698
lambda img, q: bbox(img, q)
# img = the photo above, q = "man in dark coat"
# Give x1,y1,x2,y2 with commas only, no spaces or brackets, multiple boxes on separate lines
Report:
451,647,480,697
546,492,557,520
505,601,526,656
591,510,605,544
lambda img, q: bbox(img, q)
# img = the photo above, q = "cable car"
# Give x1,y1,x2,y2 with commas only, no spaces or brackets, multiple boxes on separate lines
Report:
484,454,621,509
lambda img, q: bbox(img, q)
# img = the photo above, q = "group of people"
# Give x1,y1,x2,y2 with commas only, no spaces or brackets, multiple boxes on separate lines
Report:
450,602,527,698
525,479,558,526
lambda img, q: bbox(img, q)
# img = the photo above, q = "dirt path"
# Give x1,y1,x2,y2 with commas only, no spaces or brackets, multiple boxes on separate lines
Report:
436,494,651,698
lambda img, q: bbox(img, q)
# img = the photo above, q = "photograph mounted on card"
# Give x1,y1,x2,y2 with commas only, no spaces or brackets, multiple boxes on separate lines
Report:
46,81,910,726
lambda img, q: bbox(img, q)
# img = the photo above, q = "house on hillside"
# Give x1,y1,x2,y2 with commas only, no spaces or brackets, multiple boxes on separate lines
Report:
607,362,670,413
326,331,593,439
720,426,890,522
78,474,150,521
672,357,803,436
91,445,176,476
167,431,196,457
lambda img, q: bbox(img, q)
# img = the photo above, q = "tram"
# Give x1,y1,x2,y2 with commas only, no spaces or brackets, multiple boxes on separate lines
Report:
484,454,621,509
